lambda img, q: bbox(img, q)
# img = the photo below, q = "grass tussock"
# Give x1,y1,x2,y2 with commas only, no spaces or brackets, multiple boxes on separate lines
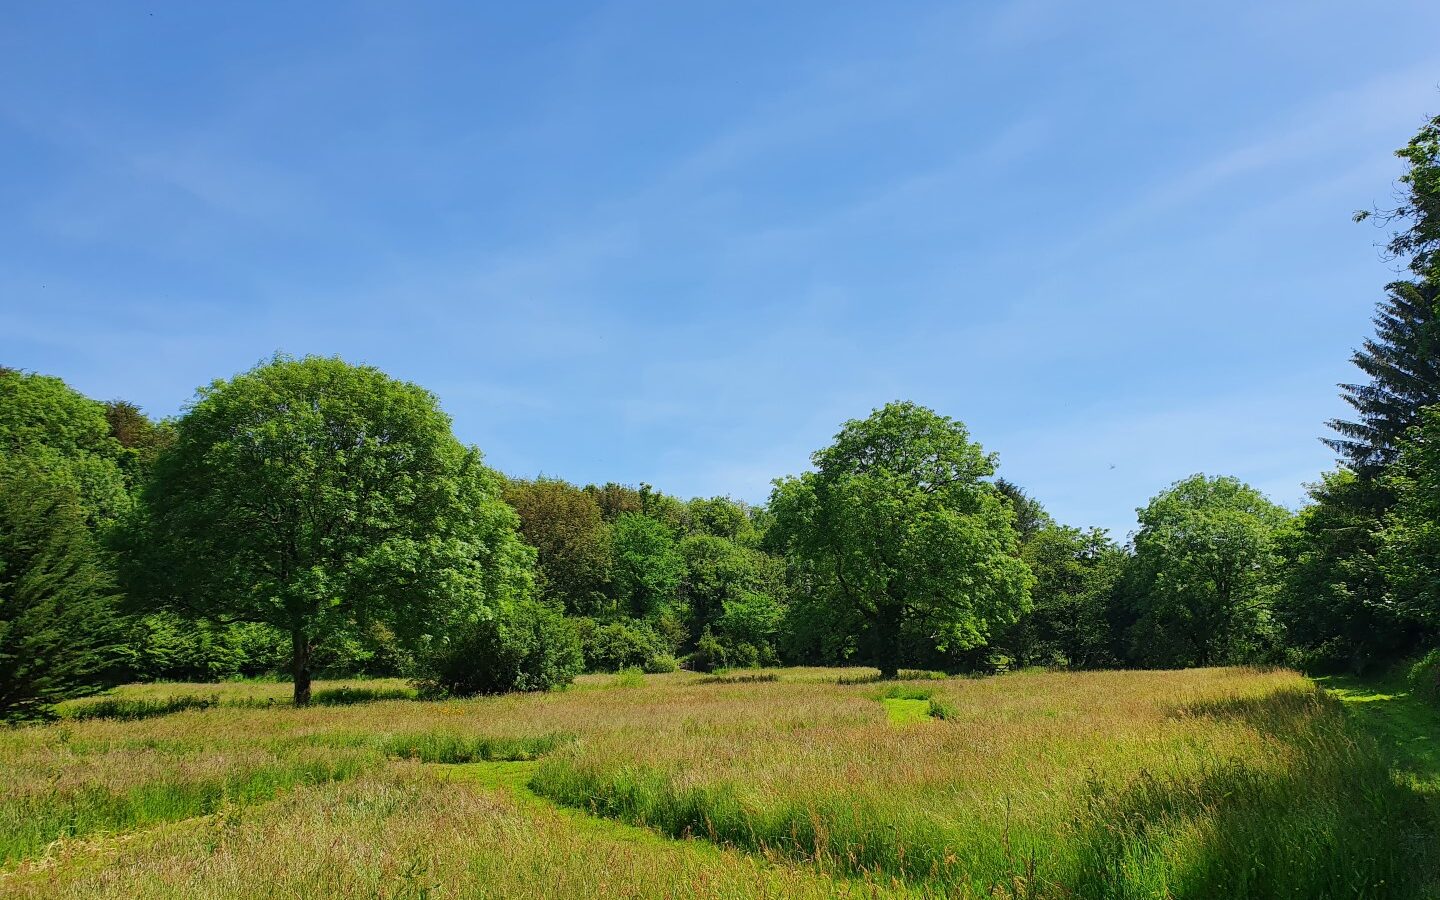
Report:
696,673,780,685
378,731,572,764
62,695,222,721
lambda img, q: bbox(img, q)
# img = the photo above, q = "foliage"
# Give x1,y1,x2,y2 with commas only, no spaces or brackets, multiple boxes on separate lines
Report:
104,399,174,480
689,627,729,672
770,401,1032,676
1407,649,1440,704
0,369,131,524
609,513,684,621
503,477,612,617
576,618,674,672
1324,279,1440,472
995,477,1053,544
122,355,536,704
1381,406,1440,635
1127,474,1291,667
124,612,290,682
1358,111,1440,279
1004,525,1125,669
417,599,582,697
684,496,757,545
0,468,126,721
1274,470,1409,672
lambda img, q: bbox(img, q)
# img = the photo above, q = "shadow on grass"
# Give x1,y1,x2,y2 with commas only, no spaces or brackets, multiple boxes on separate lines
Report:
1070,685,1437,900
1318,674,1440,794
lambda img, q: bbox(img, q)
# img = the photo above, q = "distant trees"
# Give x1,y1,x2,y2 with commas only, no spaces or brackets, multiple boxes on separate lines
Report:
1006,524,1125,669
124,356,538,705
0,369,131,524
770,402,1032,677
503,478,612,617
0,369,131,719
1274,470,1402,672
1126,475,1290,667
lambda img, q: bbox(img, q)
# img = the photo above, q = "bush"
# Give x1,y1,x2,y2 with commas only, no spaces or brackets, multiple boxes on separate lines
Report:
1407,649,1440,703
689,628,728,673
419,600,582,697
643,653,679,674
581,619,674,673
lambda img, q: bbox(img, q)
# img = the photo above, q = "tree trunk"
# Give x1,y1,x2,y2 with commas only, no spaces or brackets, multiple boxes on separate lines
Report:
291,627,312,706
876,601,903,679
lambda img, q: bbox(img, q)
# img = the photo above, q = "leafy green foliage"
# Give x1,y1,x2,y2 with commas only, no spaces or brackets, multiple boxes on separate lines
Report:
503,478,613,617
418,599,582,696
1274,470,1408,672
0,467,125,721
0,369,131,524
122,355,536,704
1003,525,1125,669
576,618,675,672
609,513,684,621
1381,406,1440,636
770,401,1032,676
1127,475,1291,667
1358,111,1440,279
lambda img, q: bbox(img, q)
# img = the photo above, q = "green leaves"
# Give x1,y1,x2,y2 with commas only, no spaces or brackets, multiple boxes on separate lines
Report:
1129,475,1290,667
770,401,1031,675
126,355,537,703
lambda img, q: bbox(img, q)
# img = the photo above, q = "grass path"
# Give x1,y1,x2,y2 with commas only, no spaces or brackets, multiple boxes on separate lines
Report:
1319,674,1440,795
881,697,932,725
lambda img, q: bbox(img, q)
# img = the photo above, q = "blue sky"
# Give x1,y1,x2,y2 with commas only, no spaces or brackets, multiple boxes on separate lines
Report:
3,2,1439,538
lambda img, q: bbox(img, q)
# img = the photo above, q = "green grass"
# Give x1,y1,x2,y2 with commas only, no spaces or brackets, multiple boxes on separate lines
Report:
1321,674,1440,795
378,731,572,763
62,694,222,721
6,667,1438,898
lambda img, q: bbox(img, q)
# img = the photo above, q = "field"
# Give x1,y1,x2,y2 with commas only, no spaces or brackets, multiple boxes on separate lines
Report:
1,667,1436,899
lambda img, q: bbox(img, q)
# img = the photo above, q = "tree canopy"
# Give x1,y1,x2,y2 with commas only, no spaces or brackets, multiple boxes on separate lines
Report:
124,355,536,704
1127,475,1290,667
769,401,1032,677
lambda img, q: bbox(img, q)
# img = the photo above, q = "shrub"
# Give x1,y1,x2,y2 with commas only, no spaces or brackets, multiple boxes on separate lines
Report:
613,667,646,688
689,628,728,672
1407,649,1440,703
312,685,417,706
582,620,673,673
419,600,582,697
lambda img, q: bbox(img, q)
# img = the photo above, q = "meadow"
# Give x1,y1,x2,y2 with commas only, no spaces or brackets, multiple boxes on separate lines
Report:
1,667,1435,899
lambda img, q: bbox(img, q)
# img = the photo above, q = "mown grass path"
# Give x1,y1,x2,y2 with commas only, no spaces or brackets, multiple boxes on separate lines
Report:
881,697,932,725
1319,675,1440,795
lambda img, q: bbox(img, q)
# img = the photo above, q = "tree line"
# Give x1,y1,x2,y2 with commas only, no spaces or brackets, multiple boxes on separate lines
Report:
3,109,1439,720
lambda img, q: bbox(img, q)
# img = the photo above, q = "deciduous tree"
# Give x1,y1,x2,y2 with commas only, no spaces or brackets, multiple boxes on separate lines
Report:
124,356,535,704
769,401,1031,677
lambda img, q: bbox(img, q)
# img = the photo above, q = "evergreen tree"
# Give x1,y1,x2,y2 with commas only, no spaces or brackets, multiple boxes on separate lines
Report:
1324,279,1440,472
0,465,124,721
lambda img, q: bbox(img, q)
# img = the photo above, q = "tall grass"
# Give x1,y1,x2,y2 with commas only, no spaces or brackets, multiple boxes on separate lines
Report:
529,669,1437,897
4,667,1432,898
1,767,897,899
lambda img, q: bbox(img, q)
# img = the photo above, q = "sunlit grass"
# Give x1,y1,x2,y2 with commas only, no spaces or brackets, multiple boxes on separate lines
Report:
3,667,1433,898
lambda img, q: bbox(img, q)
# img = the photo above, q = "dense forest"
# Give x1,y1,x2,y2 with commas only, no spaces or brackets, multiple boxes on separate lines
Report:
3,111,1439,720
